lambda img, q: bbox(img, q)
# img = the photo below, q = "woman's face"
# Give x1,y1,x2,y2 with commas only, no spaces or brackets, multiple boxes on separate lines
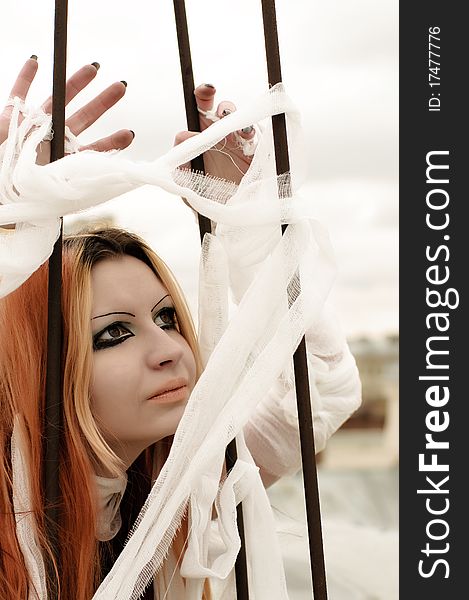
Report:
89,255,197,468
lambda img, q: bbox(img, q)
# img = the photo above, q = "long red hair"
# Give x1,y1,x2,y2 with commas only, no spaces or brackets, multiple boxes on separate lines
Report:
0,228,206,599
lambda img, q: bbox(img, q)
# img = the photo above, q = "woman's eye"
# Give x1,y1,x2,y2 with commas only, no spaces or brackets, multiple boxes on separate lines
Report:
154,307,177,330
107,324,126,339
93,323,133,350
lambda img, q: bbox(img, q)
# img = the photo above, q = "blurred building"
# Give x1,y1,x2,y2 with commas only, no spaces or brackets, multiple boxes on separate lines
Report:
270,334,399,598
320,334,399,469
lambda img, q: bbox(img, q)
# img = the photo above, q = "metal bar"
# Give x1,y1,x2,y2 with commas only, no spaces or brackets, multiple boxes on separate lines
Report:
173,0,211,242
260,1,328,598
173,1,250,598
225,440,250,596
44,0,68,596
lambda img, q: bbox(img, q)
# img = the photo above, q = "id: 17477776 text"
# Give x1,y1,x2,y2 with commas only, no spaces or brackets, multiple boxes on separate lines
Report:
428,26,441,112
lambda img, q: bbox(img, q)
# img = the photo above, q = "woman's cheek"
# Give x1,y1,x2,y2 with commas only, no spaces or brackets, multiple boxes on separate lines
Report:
90,354,131,416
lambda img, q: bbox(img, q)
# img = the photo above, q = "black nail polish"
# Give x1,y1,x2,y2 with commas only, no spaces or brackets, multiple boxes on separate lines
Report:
222,109,232,116
242,126,254,134
120,80,127,87
30,55,38,60
130,130,135,139
91,61,100,70
204,83,215,89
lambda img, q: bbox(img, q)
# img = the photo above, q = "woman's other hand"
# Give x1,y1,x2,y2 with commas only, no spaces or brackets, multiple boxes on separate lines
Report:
173,83,256,185
0,57,134,163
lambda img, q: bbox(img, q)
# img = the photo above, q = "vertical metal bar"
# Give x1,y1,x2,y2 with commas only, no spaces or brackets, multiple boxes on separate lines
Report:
44,0,68,597
173,1,250,598
260,1,328,598
173,0,211,242
224,441,250,596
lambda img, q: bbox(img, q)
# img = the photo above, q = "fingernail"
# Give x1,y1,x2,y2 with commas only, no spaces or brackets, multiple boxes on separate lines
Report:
130,130,135,139
91,61,100,70
222,109,232,116
242,126,254,134
204,83,215,89
120,80,127,87
30,54,38,60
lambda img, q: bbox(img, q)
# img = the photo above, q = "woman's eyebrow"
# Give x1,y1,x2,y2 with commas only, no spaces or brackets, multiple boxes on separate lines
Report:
151,294,171,313
91,295,171,320
91,311,136,321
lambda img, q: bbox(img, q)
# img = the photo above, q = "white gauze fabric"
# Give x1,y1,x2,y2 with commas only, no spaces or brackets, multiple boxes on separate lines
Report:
10,415,47,600
1,84,359,599
0,85,308,297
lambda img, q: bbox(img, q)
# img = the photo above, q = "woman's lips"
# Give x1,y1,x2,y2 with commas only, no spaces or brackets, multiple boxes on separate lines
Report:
147,384,188,404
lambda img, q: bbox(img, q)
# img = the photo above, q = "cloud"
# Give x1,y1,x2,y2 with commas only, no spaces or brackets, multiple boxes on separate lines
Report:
2,0,398,337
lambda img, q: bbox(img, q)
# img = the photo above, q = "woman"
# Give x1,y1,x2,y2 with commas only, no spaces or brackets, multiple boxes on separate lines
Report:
1,227,204,598
1,60,361,599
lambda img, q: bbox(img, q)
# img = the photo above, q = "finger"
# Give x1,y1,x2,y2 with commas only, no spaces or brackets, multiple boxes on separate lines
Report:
174,130,199,146
65,81,127,136
194,83,216,114
237,125,256,140
8,57,38,102
79,128,134,152
41,63,100,114
214,100,242,149
174,130,200,170
216,100,236,119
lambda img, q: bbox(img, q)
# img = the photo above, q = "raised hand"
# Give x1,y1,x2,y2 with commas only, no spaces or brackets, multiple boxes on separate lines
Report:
174,83,256,185
0,57,134,162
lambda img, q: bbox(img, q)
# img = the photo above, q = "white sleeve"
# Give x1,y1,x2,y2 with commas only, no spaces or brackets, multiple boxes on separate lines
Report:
244,312,362,479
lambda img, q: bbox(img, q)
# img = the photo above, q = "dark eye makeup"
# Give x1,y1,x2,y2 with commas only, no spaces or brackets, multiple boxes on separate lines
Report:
93,322,133,351
92,306,178,351
154,306,177,330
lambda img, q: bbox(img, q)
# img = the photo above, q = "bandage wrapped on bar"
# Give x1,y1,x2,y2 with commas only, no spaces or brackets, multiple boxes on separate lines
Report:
244,318,361,480
198,191,361,482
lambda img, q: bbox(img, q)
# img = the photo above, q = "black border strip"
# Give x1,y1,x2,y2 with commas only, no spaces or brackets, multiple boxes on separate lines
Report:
400,3,465,595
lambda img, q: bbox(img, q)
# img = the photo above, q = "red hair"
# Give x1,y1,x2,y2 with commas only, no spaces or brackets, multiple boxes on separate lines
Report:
0,258,99,598
0,262,47,597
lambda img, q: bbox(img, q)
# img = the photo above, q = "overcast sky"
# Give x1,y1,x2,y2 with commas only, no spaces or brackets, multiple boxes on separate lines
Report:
1,0,398,339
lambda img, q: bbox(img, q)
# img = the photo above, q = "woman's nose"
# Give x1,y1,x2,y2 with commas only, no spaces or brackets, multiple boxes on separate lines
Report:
145,325,184,369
